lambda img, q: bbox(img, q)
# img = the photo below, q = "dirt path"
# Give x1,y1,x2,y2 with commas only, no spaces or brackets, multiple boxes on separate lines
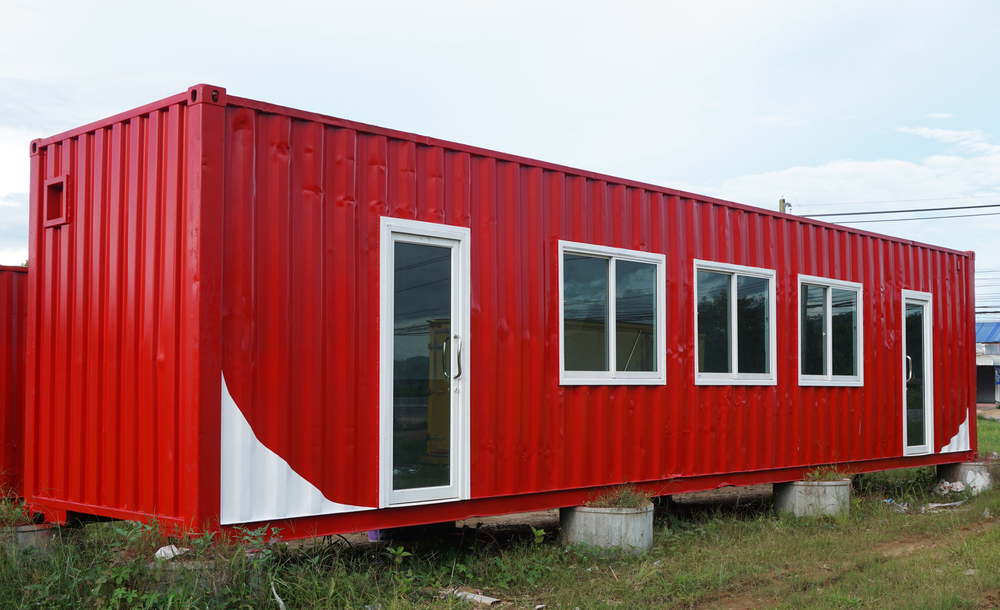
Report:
693,513,1000,610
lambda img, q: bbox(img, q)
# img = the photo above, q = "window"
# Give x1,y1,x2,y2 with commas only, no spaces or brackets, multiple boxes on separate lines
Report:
559,241,666,385
798,275,863,386
694,260,777,385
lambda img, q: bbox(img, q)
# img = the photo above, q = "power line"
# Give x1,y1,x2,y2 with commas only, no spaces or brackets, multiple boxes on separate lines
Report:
806,202,1000,218
837,210,1000,224
802,194,1000,208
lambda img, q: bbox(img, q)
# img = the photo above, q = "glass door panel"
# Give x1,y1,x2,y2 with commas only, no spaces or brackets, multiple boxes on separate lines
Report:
905,303,925,447
903,291,933,455
392,242,452,491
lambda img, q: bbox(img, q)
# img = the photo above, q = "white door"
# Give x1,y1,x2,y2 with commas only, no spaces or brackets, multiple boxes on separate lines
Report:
902,290,933,456
379,217,470,506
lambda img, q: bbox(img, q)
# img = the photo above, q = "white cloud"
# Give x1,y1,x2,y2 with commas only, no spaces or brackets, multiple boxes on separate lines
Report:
0,128,32,265
896,127,998,153
0,248,27,267
681,127,1000,270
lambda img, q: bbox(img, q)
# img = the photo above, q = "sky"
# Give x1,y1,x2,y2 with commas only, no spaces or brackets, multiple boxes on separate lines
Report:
3,1,1000,314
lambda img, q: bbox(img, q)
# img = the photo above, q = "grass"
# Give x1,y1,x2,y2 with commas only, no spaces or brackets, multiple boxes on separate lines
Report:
584,484,654,509
0,420,998,608
979,414,1000,458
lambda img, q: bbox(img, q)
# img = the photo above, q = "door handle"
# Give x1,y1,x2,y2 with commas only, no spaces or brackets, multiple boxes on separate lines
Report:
442,335,451,379
905,355,913,382
453,334,463,380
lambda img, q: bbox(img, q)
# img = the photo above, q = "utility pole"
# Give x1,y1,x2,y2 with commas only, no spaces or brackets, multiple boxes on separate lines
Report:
779,197,789,214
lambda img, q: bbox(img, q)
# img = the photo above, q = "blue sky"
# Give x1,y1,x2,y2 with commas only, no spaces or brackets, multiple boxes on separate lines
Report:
3,1,1000,311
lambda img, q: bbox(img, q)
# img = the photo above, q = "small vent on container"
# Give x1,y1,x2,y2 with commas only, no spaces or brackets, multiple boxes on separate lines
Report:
43,176,70,228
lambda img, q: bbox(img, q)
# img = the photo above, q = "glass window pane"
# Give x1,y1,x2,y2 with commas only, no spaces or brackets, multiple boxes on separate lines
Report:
905,303,925,446
564,254,609,371
737,275,769,374
831,288,858,376
392,242,451,491
697,270,731,373
801,284,826,376
616,260,656,372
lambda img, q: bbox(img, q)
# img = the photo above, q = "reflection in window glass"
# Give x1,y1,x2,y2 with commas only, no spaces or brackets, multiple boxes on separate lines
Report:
697,271,730,373
905,303,925,446
392,242,451,491
616,261,656,372
736,275,769,374
831,288,857,376
564,254,609,371
801,285,826,376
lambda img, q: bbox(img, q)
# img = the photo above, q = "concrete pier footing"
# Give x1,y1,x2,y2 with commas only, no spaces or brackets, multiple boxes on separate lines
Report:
774,480,851,517
937,462,993,495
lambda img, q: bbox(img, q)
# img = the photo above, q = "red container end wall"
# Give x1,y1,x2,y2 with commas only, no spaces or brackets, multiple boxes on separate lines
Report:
0,266,27,496
24,85,225,528
25,85,977,536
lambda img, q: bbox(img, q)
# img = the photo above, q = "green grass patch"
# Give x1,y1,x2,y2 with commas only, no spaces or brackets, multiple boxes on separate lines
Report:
1,469,999,608
978,415,1000,456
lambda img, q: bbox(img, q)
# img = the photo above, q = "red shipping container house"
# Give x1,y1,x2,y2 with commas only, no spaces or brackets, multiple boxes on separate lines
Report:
23,85,976,536
0,266,27,497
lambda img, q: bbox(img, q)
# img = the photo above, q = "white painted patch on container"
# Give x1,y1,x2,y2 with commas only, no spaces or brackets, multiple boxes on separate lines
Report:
940,414,970,453
220,373,374,525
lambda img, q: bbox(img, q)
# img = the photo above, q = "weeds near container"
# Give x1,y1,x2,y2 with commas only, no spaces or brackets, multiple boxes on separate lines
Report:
803,465,853,482
585,484,653,509
385,545,412,566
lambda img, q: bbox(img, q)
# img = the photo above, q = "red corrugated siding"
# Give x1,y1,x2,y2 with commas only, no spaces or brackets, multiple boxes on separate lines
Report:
220,97,976,507
25,86,225,526
0,267,27,496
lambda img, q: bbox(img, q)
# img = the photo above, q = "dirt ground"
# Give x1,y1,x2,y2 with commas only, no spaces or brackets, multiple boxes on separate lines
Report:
979,403,1000,421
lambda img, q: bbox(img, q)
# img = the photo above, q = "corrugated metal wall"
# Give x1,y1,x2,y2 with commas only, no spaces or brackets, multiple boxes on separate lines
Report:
220,97,975,506
25,87,226,526
0,267,27,496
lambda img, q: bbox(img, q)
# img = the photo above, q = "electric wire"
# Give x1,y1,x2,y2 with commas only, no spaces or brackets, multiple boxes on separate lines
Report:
801,194,1000,207
835,210,1000,224
805,202,1000,218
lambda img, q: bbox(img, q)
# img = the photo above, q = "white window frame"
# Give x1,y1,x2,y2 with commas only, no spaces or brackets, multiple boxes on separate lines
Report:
379,216,471,508
693,260,777,386
797,275,864,387
558,240,667,386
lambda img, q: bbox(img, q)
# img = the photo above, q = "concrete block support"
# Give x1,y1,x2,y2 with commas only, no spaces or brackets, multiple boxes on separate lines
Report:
560,505,653,554
774,480,851,517
937,462,993,495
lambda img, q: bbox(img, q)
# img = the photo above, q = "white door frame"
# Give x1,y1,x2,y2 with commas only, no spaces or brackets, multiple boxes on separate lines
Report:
379,217,471,507
902,289,934,456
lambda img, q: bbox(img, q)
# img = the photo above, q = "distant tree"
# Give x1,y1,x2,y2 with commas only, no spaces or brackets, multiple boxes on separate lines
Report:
21,260,27,267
